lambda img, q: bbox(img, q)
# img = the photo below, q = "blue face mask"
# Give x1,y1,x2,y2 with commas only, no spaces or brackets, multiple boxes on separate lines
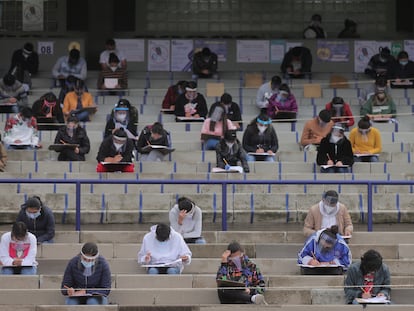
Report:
400,60,408,66
26,210,41,219
81,260,95,268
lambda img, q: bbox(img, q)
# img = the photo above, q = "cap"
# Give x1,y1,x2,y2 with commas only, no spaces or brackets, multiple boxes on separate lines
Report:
332,97,344,106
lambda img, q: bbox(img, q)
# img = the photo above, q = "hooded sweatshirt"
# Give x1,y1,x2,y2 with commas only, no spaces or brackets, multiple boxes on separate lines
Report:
16,204,55,243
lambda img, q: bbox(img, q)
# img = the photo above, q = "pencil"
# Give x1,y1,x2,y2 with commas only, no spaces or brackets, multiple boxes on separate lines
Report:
326,153,332,161
223,158,229,165
311,251,316,260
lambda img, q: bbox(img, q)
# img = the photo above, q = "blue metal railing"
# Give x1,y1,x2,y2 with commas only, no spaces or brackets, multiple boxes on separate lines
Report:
1,178,413,232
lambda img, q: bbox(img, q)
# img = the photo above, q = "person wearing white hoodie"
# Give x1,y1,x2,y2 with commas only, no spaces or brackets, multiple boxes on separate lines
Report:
0,221,37,274
138,223,192,274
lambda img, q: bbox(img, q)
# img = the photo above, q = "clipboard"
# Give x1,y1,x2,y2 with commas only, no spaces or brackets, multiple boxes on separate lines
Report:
354,154,379,158
0,103,18,113
104,78,118,89
320,164,349,169
48,144,79,152
216,279,246,288
140,145,175,155
299,264,344,275
160,108,175,114
248,152,275,157
272,111,297,120
355,297,390,304
141,258,182,268
100,162,132,172
175,116,205,122
211,166,243,173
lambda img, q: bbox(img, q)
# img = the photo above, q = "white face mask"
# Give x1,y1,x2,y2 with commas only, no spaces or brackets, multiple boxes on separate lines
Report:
330,135,342,144
323,203,337,215
110,66,118,72
257,125,267,134
116,113,127,122
113,143,124,150
226,142,234,149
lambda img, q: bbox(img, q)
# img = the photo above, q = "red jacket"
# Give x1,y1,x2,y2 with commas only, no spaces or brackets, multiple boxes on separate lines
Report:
325,102,355,127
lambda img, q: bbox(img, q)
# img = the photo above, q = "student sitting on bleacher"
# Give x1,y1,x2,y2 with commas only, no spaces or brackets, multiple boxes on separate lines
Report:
216,241,267,305
161,80,187,111
360,88,396,121
209,93,242,130
389,51,414,88
349,116,382,163
104,99,138,139
325,96,354,130
53,116,90,161
344,249,391,304
0,136,7,172
61,242,111,305
16,196,55,243
216,130,249,173
358,75,391,106
32,92,64,124
0,221,37,275
201,104,237,150
316,124,354,173
300,109,334,151
280,46,313,79
242,113,278,162
297,225,351,275
96,128,135,173
169,197,206,244
174,81,208,120
136,122,171,161
192,47,218,80
303,190,353,238
3,107,41,150
138,223,192,274
62,79,97,122
255,75,281,112
0,73,28,110
266,83,298,120
8,42,39,92
364,47,396,80
97,52,128,94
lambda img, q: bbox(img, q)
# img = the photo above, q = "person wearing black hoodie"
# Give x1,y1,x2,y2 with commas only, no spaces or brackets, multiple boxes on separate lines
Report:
16,196,55,243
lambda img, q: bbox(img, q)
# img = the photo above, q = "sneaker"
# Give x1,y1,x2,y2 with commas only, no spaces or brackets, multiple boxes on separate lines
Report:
252,294,268,305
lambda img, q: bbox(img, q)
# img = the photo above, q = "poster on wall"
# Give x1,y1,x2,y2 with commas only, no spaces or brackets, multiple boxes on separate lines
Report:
270,40,285,64
22,0,43,31
194,39,227,62
354,40,392,73
237,40,269,63
404,40,414,60
316,40,349,62
115,39,145,62
171,39,194,72
147,40,170,71
285,42,303,52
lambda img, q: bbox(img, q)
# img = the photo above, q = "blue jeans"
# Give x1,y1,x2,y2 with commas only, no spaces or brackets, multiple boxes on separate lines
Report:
354,155,379,162
246,154,275,162
147,267,181,274
1,266,37,275
66,296,108,305
204,138,220,150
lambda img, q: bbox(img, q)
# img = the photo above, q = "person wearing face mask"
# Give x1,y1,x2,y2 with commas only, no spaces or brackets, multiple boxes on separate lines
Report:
97,52,128,93
303,14,327,39
53,116,90,161
349,116,382,162
364,47,396,79
99,38,127,70
61,242,111,305
242,114,278,162
96,128,135,172
389,50,414,88
303,190,353,238
32,92,64,125
0,73,28,109
208,93,242,129
16,196,55,243
8,42,39,91
169,197,206,244
280,46,313,79
300,109,334,150
0,221,37,274
325,97,354,129
192,47,218,80
298,225,351,275
344,249,391,304
360,89,396,121
317,124,354,173
136,122,172,161
174,81,208,120
104,99,138,140
216,241,267,305
162,80,188,110
267,83,298,120
358,75,392,106
138,223,192,274
62,79,97,122
201,104,237,150
256,75,282,111
3,107,41,149
216,130,249,173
